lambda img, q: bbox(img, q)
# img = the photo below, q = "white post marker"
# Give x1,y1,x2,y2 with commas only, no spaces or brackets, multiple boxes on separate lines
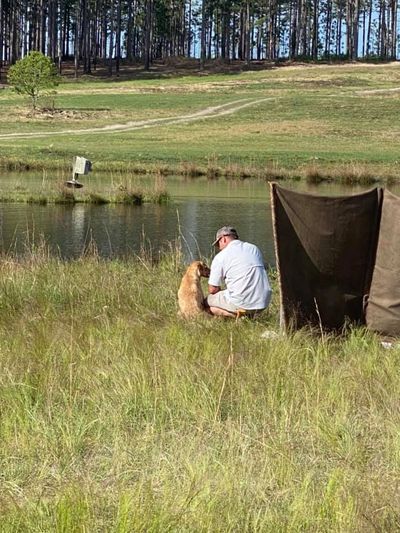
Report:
66,156,92,188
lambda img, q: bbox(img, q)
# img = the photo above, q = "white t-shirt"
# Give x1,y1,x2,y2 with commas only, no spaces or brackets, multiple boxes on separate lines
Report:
209,239,272,310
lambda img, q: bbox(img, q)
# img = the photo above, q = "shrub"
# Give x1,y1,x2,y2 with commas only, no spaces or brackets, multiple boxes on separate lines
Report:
8,51,60,110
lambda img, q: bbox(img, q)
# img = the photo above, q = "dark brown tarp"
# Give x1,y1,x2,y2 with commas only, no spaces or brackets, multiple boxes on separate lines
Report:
271,183,382,330
366,190,400,336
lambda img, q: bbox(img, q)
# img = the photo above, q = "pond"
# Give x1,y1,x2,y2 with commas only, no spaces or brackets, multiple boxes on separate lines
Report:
0,172,397,265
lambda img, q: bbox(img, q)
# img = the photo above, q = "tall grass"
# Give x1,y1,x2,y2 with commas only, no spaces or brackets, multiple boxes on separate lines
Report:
0,177,170,206
0,243,399,530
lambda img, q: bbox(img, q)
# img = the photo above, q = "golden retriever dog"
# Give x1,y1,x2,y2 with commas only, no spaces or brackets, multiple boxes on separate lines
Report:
178,260,210,318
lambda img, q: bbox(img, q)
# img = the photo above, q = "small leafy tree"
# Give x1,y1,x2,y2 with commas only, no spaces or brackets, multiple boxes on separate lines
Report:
8,51,60,110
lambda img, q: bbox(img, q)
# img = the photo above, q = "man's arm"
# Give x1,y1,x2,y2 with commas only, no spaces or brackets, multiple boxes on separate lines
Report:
208,255,223,295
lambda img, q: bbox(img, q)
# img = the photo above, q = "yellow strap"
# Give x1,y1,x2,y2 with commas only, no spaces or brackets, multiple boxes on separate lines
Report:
235,309,247,321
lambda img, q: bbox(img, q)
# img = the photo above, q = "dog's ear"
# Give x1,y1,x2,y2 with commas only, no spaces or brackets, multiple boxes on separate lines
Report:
200,262,210,278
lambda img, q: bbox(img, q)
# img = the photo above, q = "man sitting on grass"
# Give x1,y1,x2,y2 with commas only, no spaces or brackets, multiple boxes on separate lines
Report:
207,226,272,318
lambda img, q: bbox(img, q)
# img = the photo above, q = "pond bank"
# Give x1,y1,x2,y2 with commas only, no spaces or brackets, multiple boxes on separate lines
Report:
0,187,170,205
1,155,399,186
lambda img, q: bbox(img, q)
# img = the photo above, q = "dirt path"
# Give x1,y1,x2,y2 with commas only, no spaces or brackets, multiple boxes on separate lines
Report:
0,98,272,140
355,87,400,95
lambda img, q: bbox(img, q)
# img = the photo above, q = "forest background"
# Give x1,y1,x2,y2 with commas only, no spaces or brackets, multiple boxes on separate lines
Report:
0,0,398,81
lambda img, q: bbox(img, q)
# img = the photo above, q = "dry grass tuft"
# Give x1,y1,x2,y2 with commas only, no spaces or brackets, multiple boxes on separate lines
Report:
55,184,77,204
303,162,325,184
224,163,255,179
179,161,205,177
206,154,221,179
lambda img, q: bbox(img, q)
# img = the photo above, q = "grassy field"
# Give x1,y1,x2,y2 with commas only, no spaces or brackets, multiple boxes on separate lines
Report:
2,61,400,181
0,246,399,531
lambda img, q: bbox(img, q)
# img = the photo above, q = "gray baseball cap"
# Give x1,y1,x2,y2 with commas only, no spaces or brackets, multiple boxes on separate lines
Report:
212,226,239,246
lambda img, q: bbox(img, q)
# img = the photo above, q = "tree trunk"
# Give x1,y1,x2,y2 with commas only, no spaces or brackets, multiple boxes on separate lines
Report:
200,0,206,69
74,1,80,78
187,0,192,57
115,0,121,74
312,0,318,59
366,0,373,55
0,0,3,81
324,0,332,57
126,0,133,61
109,0,114,75
144,0,152,70
58,0,64,73
390,0,397,58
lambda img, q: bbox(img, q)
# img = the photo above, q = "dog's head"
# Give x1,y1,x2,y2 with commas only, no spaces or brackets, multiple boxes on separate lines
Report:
192,260,210,278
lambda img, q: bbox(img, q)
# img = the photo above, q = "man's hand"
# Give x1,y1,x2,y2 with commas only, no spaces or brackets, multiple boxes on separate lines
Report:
208,285,220,295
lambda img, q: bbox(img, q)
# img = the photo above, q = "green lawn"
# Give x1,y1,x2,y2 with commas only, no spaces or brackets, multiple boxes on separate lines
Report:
1,62,400,180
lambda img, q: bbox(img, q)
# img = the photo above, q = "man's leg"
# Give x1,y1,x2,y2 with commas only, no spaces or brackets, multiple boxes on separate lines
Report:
206,291,239,318
208,306,237,318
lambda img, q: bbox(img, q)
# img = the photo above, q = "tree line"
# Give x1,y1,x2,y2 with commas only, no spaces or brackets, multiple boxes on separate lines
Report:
0,0,398,79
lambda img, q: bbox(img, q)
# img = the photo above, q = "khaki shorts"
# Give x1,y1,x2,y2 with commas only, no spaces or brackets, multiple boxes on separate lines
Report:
207,290,242,313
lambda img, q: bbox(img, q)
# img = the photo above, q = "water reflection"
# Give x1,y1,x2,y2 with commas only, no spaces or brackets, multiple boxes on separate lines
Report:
0,198,274,263
0,174,398,264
